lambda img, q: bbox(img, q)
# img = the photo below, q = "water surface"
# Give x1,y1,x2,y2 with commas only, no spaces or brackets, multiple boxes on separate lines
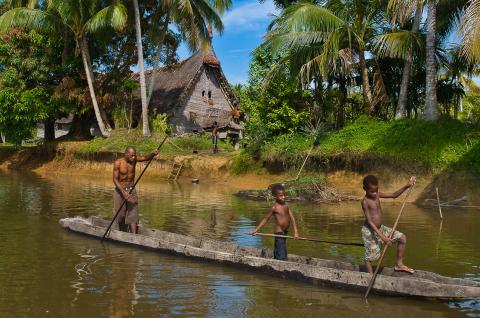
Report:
0,171,478,317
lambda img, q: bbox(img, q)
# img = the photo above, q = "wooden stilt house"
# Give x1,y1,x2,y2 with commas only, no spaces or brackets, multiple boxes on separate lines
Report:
140,49,244,138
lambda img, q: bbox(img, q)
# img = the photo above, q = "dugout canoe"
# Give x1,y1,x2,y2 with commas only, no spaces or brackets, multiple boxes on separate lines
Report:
59,216,480,299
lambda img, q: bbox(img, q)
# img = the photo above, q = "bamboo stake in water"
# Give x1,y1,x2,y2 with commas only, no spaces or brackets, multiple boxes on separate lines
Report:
295,145,314,181
364,184,415,299
249,232,364,247
435,187,443,219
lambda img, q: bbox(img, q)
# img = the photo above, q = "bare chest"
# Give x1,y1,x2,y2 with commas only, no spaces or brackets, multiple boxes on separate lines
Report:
118,161,136,178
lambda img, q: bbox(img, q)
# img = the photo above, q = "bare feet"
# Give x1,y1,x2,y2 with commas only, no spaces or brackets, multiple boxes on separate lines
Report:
394,265,415,274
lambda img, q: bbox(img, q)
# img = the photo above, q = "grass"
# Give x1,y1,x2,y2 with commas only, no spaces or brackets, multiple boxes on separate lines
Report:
77,129,235,158
257,116,480,174
4,118,479,175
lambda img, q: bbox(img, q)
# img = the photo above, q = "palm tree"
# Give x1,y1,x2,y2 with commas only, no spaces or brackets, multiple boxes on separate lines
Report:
263,0,388,113
133,0,230,136
461,0,480,63
132,0,150,136
439,47,480,118
382,0,423,119
0,0,127,137
423,0,440,120
377,0,468,119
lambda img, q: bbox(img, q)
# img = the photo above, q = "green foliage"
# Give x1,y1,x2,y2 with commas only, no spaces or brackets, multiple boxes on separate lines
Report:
282,175,327,198
238,46,310,137
230,149,263,175
461,93,480,123
150,112,172,135
0,29,70,144
261,133,313,163
79,129,234,157
0,87,57,144
255,116,480,173
112,107,130,129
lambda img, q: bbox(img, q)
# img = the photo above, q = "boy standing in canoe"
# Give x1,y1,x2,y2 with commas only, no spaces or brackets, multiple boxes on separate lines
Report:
113,146,159,233
250,184,299,260
361,175,416,274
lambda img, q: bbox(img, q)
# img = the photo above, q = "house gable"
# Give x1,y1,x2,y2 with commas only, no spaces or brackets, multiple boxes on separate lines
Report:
170,66,234,133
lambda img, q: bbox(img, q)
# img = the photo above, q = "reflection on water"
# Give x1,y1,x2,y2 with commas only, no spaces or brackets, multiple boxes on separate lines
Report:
0,171,478,317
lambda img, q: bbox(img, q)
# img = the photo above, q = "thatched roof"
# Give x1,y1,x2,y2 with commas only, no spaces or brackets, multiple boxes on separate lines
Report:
134,50,238,115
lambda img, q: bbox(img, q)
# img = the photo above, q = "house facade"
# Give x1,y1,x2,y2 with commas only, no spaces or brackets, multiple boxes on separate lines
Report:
140,49,244,138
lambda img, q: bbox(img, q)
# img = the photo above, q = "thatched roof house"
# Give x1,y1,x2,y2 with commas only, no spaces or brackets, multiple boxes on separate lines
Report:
136,50,244,136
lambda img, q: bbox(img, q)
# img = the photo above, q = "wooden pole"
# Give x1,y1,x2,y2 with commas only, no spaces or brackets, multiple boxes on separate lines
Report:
102,135,168,241
249,232,364,247
364,184,415,299
295,145,314,181
435,187,443,219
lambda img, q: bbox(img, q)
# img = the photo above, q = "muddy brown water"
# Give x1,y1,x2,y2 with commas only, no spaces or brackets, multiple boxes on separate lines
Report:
0,171,479,317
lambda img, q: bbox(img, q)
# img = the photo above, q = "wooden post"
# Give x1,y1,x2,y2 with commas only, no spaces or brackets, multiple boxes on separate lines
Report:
435,187,443,219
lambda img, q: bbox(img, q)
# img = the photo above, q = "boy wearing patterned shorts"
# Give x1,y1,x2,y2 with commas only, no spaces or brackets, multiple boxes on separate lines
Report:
361,175,416,274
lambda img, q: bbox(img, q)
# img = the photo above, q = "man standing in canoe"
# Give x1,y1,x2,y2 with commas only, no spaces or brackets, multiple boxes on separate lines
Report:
113,146,159,233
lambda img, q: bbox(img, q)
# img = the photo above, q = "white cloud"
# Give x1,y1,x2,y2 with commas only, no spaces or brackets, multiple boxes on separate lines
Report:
222,0,279,32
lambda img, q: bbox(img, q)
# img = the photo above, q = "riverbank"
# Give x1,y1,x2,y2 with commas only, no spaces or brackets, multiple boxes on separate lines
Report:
2,119,480,204
248,116,480,175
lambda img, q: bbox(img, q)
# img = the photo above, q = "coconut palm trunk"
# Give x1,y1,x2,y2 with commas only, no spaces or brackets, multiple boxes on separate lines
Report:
133,0,150,136
424,0,440,120
80,37,110,137
359,50,374,112
146,14,169,107
395,2,422,119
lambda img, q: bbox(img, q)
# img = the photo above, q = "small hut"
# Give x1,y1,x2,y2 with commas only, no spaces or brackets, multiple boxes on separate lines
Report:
138,49,244,139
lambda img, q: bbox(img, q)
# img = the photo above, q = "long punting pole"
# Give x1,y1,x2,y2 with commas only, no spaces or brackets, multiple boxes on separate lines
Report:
364,184,415,299
102,135,168,241
250,232,364,247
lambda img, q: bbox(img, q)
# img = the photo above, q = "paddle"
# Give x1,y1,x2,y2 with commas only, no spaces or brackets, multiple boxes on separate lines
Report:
364,184,415,299
101,135,168,241
248,232,364,247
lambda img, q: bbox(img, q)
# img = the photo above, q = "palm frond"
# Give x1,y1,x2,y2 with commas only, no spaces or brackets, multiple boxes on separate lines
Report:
84,3,127,34
208,0,232,14
272,3,348,35
47,0,80,28
461,0,480,63
0,7,61,34
387,0,418,25
191,0,224,34
372,30,421,59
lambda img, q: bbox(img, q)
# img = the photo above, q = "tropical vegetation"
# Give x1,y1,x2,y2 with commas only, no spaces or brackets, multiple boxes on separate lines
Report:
0,0,478,176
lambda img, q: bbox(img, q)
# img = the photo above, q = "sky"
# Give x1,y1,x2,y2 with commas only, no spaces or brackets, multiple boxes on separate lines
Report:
177,0,279,85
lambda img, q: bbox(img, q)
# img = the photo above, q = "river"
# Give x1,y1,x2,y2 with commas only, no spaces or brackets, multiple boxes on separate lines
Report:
0,171,478,317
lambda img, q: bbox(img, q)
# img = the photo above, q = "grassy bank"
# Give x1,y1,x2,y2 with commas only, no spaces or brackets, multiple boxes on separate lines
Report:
245,117,480,174
78,129,235,158
2,118,479,176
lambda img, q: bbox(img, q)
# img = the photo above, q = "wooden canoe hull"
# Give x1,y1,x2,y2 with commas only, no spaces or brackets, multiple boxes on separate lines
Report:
59,217,480,299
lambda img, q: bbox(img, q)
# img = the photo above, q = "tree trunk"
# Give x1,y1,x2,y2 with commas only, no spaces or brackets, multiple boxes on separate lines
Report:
133,0,151,136
424,1,440,121
147,13,170,107
61,28,69,66
69,112,95,140
359,50,373,113
44,118,56,142
82,37,112,131
336,78,347,129
395,2,422,119
80,37,110,137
